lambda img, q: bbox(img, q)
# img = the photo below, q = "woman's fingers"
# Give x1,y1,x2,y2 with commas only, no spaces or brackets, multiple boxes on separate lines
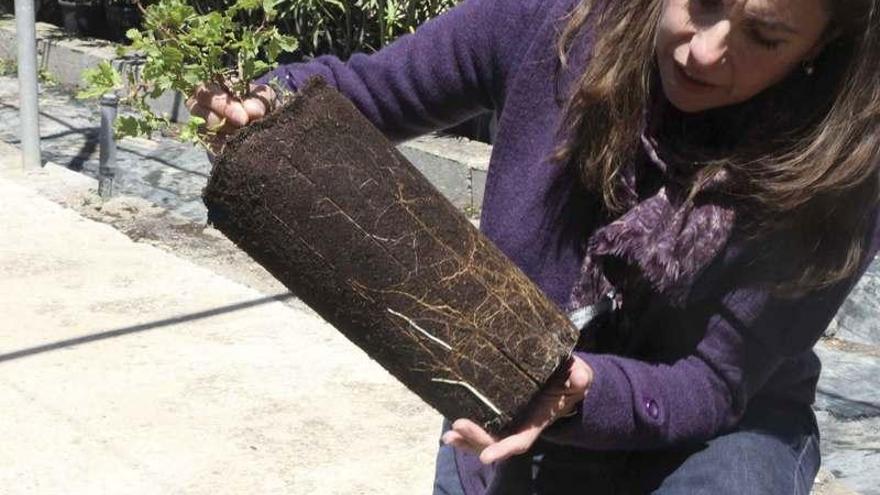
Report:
222,100,249,127
440,429,462,445
187,101,226,130
442,358,594,465
194,83,230,112
441,430,487,455
185,94,198,112
192,84,249,128
443,419,500,457
250,83,276,108
451,419,497,449
480,426,542,464
242,97,267,121
443,419,543,464
185,81,282,137
242,84,278,121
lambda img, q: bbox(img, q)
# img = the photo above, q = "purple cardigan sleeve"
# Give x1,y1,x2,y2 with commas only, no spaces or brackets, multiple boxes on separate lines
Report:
260,0,546,143
545,220,880,450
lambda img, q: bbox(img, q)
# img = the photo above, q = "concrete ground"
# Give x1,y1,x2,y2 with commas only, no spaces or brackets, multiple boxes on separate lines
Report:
0,142,441,494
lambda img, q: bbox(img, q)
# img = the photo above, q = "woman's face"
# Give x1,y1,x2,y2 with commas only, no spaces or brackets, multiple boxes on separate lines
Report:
656,0,831,113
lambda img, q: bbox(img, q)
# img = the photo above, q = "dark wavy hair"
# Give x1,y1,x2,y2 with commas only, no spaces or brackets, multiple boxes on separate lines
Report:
553,0,880,295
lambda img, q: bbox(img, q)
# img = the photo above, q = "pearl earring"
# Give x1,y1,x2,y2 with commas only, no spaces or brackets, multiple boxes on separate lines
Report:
803,60,816,76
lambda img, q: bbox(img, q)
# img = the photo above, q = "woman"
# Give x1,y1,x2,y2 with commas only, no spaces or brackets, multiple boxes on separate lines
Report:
187,0,880,492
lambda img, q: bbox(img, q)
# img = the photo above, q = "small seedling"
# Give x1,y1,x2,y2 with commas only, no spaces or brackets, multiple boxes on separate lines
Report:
78,0,298,147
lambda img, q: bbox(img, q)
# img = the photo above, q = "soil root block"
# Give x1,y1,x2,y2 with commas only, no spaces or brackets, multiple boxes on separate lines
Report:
203,77,579,433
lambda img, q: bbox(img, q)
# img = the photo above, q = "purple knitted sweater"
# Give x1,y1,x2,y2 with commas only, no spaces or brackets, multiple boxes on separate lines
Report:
264,0,880,492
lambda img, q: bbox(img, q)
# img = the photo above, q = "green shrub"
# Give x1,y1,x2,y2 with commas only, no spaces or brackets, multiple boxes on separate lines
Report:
191,0,459,59
77,0,459,145
79,0,299,145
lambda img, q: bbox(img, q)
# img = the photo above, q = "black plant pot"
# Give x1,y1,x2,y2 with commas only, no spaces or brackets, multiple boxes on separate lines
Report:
104,1,142,43
58,0,107,37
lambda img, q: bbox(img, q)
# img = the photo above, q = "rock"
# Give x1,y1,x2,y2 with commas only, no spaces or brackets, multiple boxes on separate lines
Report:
815,343,880,419
832,260,880,346
815,412,880,495
825,316,840,339
812,468,861,495
814,342,880,494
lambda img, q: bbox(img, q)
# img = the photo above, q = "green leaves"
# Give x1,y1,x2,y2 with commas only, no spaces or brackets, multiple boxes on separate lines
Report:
76,0,456,148
261,0,283,19
267,32,298,61
115,115,156,138
144,0,197,32
178,115,207,143
230,0,261,14
79,0,300,147
128,0,299,98
274,0,457,59
77,61,123,100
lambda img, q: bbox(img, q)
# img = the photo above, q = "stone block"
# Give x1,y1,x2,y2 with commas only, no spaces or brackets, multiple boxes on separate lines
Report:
832,260,880,345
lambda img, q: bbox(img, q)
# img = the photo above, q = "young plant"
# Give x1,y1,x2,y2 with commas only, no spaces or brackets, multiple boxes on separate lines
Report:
79,0,298,147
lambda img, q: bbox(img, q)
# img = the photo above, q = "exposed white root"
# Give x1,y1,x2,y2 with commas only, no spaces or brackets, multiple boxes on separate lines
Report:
431,378,502,415
369,232,409,243
387,308,453,351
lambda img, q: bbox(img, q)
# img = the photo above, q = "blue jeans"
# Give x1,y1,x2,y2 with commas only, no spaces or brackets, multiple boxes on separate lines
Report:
432,399,820,494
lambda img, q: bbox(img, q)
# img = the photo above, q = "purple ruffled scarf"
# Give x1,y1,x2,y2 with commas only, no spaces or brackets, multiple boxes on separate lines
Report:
568,134,736,310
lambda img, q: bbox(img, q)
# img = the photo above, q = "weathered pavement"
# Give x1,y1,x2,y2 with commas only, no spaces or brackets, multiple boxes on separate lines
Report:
0,76,214,222
0,73,878,493
0,143,441,493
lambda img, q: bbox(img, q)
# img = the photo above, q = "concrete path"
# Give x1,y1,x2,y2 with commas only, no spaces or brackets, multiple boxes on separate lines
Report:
0,75,215,222
0,143,441,494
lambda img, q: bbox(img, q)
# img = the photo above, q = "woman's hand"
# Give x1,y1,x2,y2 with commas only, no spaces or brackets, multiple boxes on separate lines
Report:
441,355,593,464
185,83,276,152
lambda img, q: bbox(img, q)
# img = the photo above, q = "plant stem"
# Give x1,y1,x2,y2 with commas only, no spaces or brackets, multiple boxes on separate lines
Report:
213,74,234,97
343,0,352,58
378,0,386,47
